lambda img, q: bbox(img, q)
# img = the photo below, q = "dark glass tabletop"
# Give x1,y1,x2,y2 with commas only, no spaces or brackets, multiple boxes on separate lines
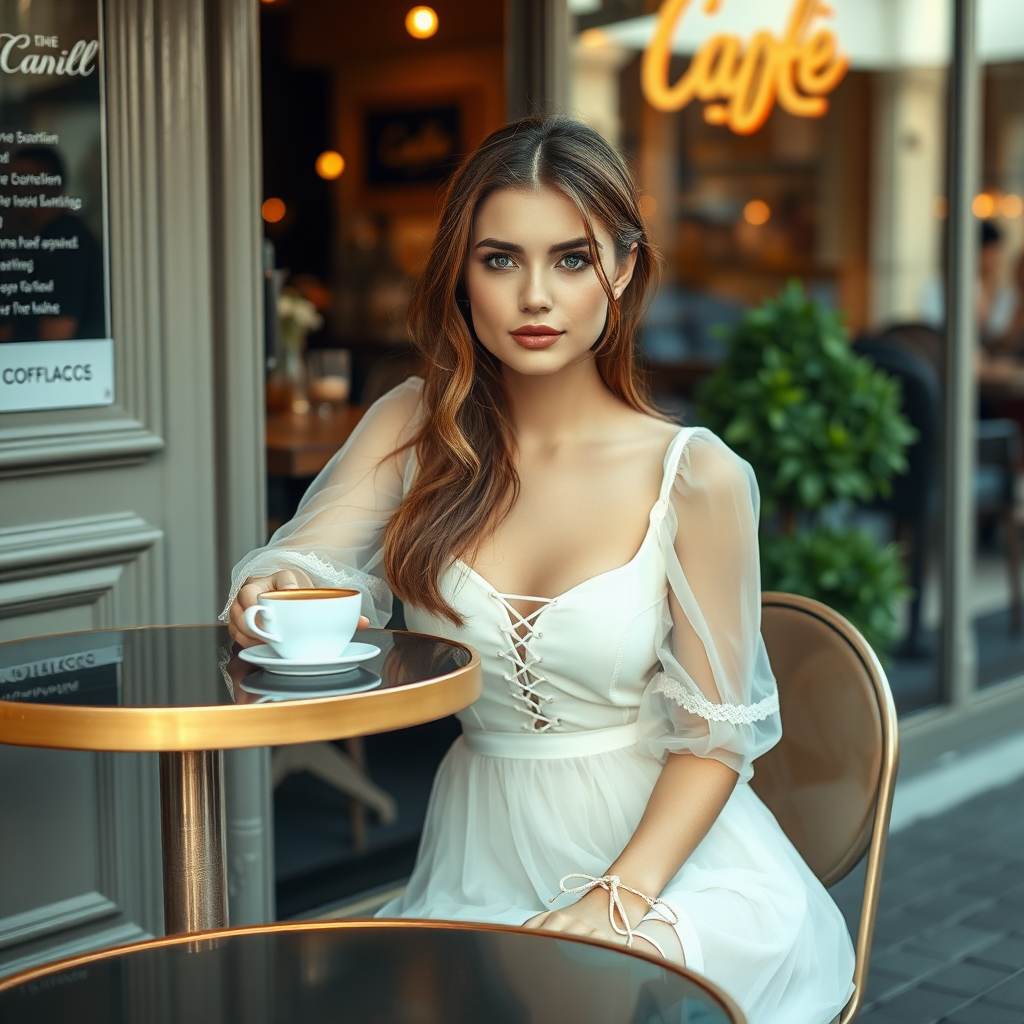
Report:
0,922,741,1024
0,626,480,751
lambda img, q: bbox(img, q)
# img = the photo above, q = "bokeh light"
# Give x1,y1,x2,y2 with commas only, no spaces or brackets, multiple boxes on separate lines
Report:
405,6,438,39
743,199,770,226
1000,193,1023,219
262,197,286,223
972,192,996,219
315,151,345,180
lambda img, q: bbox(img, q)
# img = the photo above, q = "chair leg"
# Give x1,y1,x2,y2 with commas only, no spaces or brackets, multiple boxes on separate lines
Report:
1003,507,1023,633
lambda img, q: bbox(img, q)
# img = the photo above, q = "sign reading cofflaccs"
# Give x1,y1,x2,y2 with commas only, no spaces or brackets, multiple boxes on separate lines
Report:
0,0,113,413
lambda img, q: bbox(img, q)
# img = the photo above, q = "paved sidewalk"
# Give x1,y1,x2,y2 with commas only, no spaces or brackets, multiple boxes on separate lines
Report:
830,776,1024,1024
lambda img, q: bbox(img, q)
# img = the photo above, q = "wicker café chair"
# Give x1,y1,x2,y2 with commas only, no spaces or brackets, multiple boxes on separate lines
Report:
754,592,900,1024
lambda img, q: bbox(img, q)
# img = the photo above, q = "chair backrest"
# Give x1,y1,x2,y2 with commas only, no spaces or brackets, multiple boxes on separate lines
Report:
752,592,899,888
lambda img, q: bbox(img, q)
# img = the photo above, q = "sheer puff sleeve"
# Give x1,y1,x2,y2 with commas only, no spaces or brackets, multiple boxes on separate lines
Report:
220,377,424,628
638,428,781,783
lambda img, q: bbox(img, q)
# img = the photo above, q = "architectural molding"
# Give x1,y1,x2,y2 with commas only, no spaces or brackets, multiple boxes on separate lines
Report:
0,893,119,952
0,922,150,979
0,513,163,579
0,565,122,628
0,419,164,478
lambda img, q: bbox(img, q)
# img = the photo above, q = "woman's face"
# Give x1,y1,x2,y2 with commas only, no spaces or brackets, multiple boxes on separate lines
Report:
464,186,636,376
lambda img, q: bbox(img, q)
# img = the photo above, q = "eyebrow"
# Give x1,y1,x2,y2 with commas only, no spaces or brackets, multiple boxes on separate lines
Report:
474,236,602,254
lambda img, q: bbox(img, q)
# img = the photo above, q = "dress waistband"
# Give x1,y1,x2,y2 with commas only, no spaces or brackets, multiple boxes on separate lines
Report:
462,722,640,760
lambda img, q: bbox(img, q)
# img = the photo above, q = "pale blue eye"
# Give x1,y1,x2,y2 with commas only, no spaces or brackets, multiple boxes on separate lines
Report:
560,253,589,270
486,254,516,270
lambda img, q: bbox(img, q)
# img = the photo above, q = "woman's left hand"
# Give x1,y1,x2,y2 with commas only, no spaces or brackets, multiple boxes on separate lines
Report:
522,890,629,946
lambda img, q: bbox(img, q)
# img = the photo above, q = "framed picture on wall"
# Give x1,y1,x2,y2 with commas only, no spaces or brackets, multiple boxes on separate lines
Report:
356,89,484,212
364,103,462,188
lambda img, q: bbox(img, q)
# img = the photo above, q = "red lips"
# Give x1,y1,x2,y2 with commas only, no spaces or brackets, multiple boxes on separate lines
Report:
510,324,564,350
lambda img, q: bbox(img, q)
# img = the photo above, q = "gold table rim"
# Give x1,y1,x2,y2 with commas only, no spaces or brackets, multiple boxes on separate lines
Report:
0,919,745,1020
0,624,481,751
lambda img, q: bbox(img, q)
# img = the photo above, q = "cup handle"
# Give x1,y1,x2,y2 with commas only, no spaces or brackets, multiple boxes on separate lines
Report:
243,605,282,644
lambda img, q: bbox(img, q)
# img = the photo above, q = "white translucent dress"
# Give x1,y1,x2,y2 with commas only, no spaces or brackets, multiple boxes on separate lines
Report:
225,378,856,1024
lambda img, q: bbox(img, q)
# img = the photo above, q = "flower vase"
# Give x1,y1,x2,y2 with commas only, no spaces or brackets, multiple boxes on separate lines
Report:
271,323,309,415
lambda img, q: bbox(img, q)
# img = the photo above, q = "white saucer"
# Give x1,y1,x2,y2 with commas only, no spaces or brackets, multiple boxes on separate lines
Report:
238,642,380,676
239,668,382,699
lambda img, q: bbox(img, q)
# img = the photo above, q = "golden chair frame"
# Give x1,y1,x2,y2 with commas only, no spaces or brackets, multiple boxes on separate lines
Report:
755,592,900,1024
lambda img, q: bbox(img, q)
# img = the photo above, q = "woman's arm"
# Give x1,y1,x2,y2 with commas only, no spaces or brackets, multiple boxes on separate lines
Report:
523,753,736,947
224,379,423,644
526,433,777,952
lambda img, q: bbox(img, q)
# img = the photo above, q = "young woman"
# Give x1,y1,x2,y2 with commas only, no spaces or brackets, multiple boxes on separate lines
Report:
226,115,855,1023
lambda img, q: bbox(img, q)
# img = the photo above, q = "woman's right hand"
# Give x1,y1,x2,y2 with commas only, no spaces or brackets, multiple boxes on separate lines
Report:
228,570,306,648
227,570,370,648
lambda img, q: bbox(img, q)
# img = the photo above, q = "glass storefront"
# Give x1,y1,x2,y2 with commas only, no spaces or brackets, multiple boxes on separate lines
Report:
569,0,1024,714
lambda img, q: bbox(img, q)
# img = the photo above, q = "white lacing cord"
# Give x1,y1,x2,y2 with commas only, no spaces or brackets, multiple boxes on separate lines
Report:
552,874,679,959
489,591,560,732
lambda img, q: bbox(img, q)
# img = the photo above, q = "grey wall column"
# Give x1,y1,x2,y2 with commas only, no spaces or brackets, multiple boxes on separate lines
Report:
941,0,980,706
205,0,274,924
505,0,570,119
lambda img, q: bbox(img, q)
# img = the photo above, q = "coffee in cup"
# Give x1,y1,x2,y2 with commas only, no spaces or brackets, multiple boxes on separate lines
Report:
243,588,362,660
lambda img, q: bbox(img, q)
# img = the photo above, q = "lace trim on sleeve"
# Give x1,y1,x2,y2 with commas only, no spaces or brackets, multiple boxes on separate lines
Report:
220,550,389,620
650,672,780,725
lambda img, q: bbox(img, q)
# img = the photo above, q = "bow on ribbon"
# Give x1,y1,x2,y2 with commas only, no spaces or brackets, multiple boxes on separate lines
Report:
550,873,679,958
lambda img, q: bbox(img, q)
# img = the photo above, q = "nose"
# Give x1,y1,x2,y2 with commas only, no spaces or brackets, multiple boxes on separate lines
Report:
519,264,553,314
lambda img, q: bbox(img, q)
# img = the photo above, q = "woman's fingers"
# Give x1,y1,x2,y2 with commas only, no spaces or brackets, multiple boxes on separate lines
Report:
273,570,303,590
357,615,370,631
521,911,597,939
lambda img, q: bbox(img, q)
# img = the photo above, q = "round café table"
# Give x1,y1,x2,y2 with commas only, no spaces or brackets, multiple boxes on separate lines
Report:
0,625,480,935
0,920,745,1024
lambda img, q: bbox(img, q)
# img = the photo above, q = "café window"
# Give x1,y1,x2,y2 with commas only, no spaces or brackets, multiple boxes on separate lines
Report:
0,0,112,413
568,0,1023,716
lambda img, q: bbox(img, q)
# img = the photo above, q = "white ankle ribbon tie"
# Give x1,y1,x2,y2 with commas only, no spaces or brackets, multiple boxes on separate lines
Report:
463,722,640,759
551,873,679,959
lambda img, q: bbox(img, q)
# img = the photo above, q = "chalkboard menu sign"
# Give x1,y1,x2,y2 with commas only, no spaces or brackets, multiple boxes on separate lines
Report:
0,0,112,413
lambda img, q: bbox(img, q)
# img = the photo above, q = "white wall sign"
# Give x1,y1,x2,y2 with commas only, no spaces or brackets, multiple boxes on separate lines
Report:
0,337,113,411
0,0,112,413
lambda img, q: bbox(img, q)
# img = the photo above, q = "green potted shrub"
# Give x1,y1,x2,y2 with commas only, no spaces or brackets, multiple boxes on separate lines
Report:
698,280,917,655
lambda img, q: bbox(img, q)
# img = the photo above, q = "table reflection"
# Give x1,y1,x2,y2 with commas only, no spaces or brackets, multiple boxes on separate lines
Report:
0,627,471,710
0,924,738,1024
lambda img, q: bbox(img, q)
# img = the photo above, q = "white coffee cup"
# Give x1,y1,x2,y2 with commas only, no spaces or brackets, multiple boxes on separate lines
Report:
243,588,362,660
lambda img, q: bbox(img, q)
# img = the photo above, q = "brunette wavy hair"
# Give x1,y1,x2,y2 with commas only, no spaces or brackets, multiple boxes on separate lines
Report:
382,114,661,624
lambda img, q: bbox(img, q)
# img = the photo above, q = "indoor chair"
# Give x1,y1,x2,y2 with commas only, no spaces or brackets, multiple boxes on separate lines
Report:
754,592,900,1024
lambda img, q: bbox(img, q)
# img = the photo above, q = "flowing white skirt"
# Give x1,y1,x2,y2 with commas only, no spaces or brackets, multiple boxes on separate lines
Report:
379,734,855,1024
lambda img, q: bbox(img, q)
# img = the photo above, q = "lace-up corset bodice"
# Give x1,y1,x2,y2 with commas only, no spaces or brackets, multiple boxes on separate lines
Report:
404,521,671,737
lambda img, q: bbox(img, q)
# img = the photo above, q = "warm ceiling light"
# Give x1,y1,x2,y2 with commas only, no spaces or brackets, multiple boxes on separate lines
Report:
262,197,286,223
743,199,770,226
972,192,996,219
316,151,345,180
405,6,438,39
1000,193,1023,219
